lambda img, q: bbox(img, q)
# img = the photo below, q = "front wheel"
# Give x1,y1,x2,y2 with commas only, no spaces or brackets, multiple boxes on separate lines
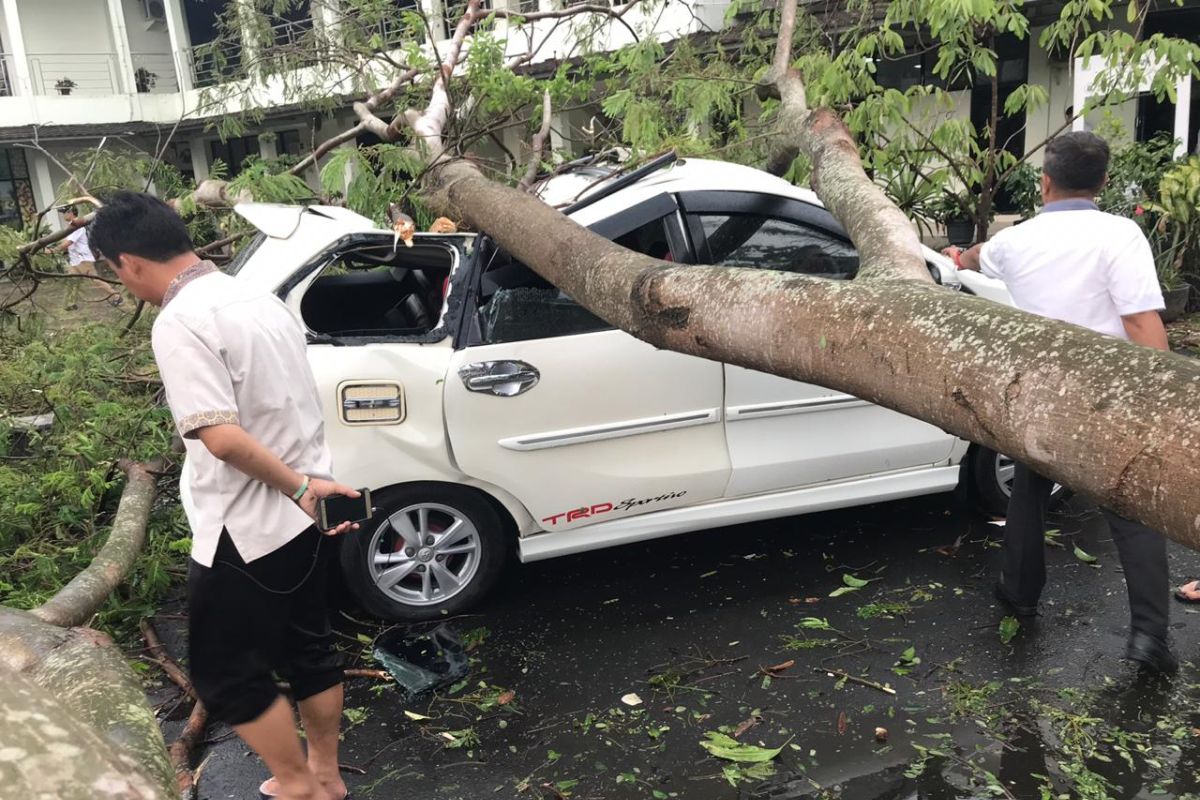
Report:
970,446,1070,518
339,483,510,621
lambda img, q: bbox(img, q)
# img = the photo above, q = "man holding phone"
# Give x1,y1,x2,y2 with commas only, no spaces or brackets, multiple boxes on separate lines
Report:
91,192,360,800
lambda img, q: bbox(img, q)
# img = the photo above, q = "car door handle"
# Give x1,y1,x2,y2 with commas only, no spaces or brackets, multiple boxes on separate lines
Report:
459,361,540,397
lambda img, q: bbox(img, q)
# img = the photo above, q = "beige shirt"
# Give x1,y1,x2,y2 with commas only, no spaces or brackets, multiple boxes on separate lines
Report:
152,262,334,567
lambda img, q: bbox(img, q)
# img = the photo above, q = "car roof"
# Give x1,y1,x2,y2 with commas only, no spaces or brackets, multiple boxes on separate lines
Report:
541,157,825,226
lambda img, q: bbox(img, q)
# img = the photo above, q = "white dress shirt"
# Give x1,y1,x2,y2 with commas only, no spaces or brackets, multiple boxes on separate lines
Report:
979,200,1164,340
152,261,334,567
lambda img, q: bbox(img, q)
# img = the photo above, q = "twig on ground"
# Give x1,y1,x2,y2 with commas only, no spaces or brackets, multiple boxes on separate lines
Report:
815,667,897,695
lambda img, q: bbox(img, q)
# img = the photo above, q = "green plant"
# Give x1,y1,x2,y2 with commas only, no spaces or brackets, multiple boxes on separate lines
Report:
0,321,183,635
1000,162,1042,220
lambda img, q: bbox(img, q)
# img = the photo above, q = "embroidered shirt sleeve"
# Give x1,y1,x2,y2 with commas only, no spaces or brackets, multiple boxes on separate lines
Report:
152,315,241,439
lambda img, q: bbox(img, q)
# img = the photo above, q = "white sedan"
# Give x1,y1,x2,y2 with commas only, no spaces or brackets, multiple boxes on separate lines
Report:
225,155,1033,621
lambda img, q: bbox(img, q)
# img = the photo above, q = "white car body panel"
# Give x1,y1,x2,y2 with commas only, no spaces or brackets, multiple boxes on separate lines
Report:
722,366,957,496
226,157,1006,574
444,330,731,531
520,465,962,561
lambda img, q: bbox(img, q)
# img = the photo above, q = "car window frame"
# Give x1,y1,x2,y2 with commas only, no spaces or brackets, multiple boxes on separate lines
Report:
460,194,693,348
676,190,854,267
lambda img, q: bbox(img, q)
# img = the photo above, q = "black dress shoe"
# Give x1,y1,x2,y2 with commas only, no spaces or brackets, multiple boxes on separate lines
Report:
994,582,1038,617
1125,630,1179,675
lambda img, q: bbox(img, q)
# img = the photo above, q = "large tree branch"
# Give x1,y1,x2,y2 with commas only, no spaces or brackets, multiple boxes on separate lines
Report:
518,90,554,191
31,459,162,628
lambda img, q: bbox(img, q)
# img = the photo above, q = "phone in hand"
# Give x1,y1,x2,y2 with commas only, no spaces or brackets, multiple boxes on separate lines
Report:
317,489,373,530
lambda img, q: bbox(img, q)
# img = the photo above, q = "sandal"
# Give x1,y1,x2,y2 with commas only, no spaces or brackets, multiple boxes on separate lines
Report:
259,778,351,799
1174,579,1200,604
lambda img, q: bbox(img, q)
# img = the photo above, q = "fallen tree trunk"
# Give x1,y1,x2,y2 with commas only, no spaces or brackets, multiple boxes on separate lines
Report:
0,459,174,799
423,128,1200,545
0,609,174,799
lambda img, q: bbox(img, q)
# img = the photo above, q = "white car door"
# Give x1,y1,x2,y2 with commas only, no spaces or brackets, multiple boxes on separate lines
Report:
678,190,958,497
443,204,730,532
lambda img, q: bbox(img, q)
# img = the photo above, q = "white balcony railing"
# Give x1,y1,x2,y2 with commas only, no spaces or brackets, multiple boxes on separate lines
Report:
27,52,121,96
0,53,13,97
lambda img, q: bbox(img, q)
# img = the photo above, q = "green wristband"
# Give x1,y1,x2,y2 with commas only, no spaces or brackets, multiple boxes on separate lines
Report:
291,475,310,501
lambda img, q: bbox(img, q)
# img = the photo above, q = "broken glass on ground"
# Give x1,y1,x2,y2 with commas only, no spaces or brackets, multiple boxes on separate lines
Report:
373,623,470,701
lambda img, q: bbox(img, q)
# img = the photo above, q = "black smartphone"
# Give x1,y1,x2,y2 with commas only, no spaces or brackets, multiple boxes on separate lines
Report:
317,489,373,530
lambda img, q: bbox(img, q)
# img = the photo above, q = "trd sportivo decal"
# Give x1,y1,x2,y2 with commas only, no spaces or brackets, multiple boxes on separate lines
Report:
541,491,688,526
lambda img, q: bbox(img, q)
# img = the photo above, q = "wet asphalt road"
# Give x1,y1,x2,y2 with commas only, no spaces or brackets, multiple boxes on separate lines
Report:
163,492,1200,800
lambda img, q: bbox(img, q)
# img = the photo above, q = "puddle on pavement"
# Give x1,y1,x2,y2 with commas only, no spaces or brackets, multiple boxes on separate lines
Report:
372,623,470,702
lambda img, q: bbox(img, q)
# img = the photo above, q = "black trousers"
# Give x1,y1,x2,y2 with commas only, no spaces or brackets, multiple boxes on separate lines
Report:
1001,463,1169,640
188,526,343,726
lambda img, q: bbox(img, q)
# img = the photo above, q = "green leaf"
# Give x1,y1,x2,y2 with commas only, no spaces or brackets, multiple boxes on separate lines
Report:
999,616,1020,645
1073,544,1099,565
829,586,860,597
1127,0,1138,24
700,731,788,763
843,574,870,588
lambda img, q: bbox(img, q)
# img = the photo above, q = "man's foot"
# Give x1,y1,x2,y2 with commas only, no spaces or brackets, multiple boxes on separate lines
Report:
994,582,1038,617
259,776,349,800
1175,579,1200,603
1125,630,1178,675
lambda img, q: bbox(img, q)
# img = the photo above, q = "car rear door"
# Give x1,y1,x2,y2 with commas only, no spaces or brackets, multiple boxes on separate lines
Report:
442,197,730,532
678,190,958,497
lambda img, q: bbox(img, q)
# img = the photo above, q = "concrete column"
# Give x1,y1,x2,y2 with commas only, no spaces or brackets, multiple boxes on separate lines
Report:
1071,59,1088,133
259,131,278,160
163,0,193,92
104,0,136,94
188,136,210,181
312,0,341,41
1173,75,1192,158
28,151,58,225
1,0,32,96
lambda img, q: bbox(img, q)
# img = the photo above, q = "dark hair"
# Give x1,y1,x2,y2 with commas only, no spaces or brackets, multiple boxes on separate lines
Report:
1043,131,1109,193
89,191,194,263
59,204,78,216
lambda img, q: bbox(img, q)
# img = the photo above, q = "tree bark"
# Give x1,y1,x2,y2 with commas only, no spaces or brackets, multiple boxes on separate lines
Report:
0,609,174,799
32,460,161,628
0,665,171,799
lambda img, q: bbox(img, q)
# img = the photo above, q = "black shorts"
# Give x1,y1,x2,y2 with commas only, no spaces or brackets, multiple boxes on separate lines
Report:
188,526,343,726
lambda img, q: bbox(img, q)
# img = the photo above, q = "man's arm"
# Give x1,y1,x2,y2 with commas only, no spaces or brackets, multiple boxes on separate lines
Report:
1121,310,1169,351
941,244,984,272
195,423,360,533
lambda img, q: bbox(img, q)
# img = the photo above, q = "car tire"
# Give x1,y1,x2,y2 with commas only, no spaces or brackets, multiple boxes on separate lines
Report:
339,483,509,622
970,446,1070,518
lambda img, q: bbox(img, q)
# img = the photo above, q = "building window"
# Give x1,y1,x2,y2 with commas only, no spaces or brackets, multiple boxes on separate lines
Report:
0,148,34,230
209,135,261,177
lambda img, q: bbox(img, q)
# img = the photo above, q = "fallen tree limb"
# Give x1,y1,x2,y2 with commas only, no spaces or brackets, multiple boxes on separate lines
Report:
170,699,208,800
32,459,163,628
140,618,194,700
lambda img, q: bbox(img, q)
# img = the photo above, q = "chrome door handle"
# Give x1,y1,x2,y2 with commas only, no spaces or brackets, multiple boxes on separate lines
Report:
459,361,540,397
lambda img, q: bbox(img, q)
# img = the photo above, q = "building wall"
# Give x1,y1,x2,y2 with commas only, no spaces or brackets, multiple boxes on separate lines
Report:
18,0,119,95
120,0,172,55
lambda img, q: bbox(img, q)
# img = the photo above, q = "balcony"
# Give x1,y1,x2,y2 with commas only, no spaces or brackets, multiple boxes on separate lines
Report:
0,54,13,97
19,51,179,96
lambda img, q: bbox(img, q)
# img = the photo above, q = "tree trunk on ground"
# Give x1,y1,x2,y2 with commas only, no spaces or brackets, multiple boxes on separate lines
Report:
0,461,174,799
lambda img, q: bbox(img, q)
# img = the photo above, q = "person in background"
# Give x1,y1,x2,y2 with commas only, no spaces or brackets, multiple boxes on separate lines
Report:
91,191,360,800
942,131,1176,675
51,204,121,309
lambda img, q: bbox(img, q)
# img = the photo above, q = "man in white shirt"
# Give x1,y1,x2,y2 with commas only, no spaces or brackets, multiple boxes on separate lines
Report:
50,204,120,309
91,192,360,800
943,131,1176,674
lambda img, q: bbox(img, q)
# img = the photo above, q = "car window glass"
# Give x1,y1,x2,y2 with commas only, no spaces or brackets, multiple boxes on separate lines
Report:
694,214,859,279
478,216,673,344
